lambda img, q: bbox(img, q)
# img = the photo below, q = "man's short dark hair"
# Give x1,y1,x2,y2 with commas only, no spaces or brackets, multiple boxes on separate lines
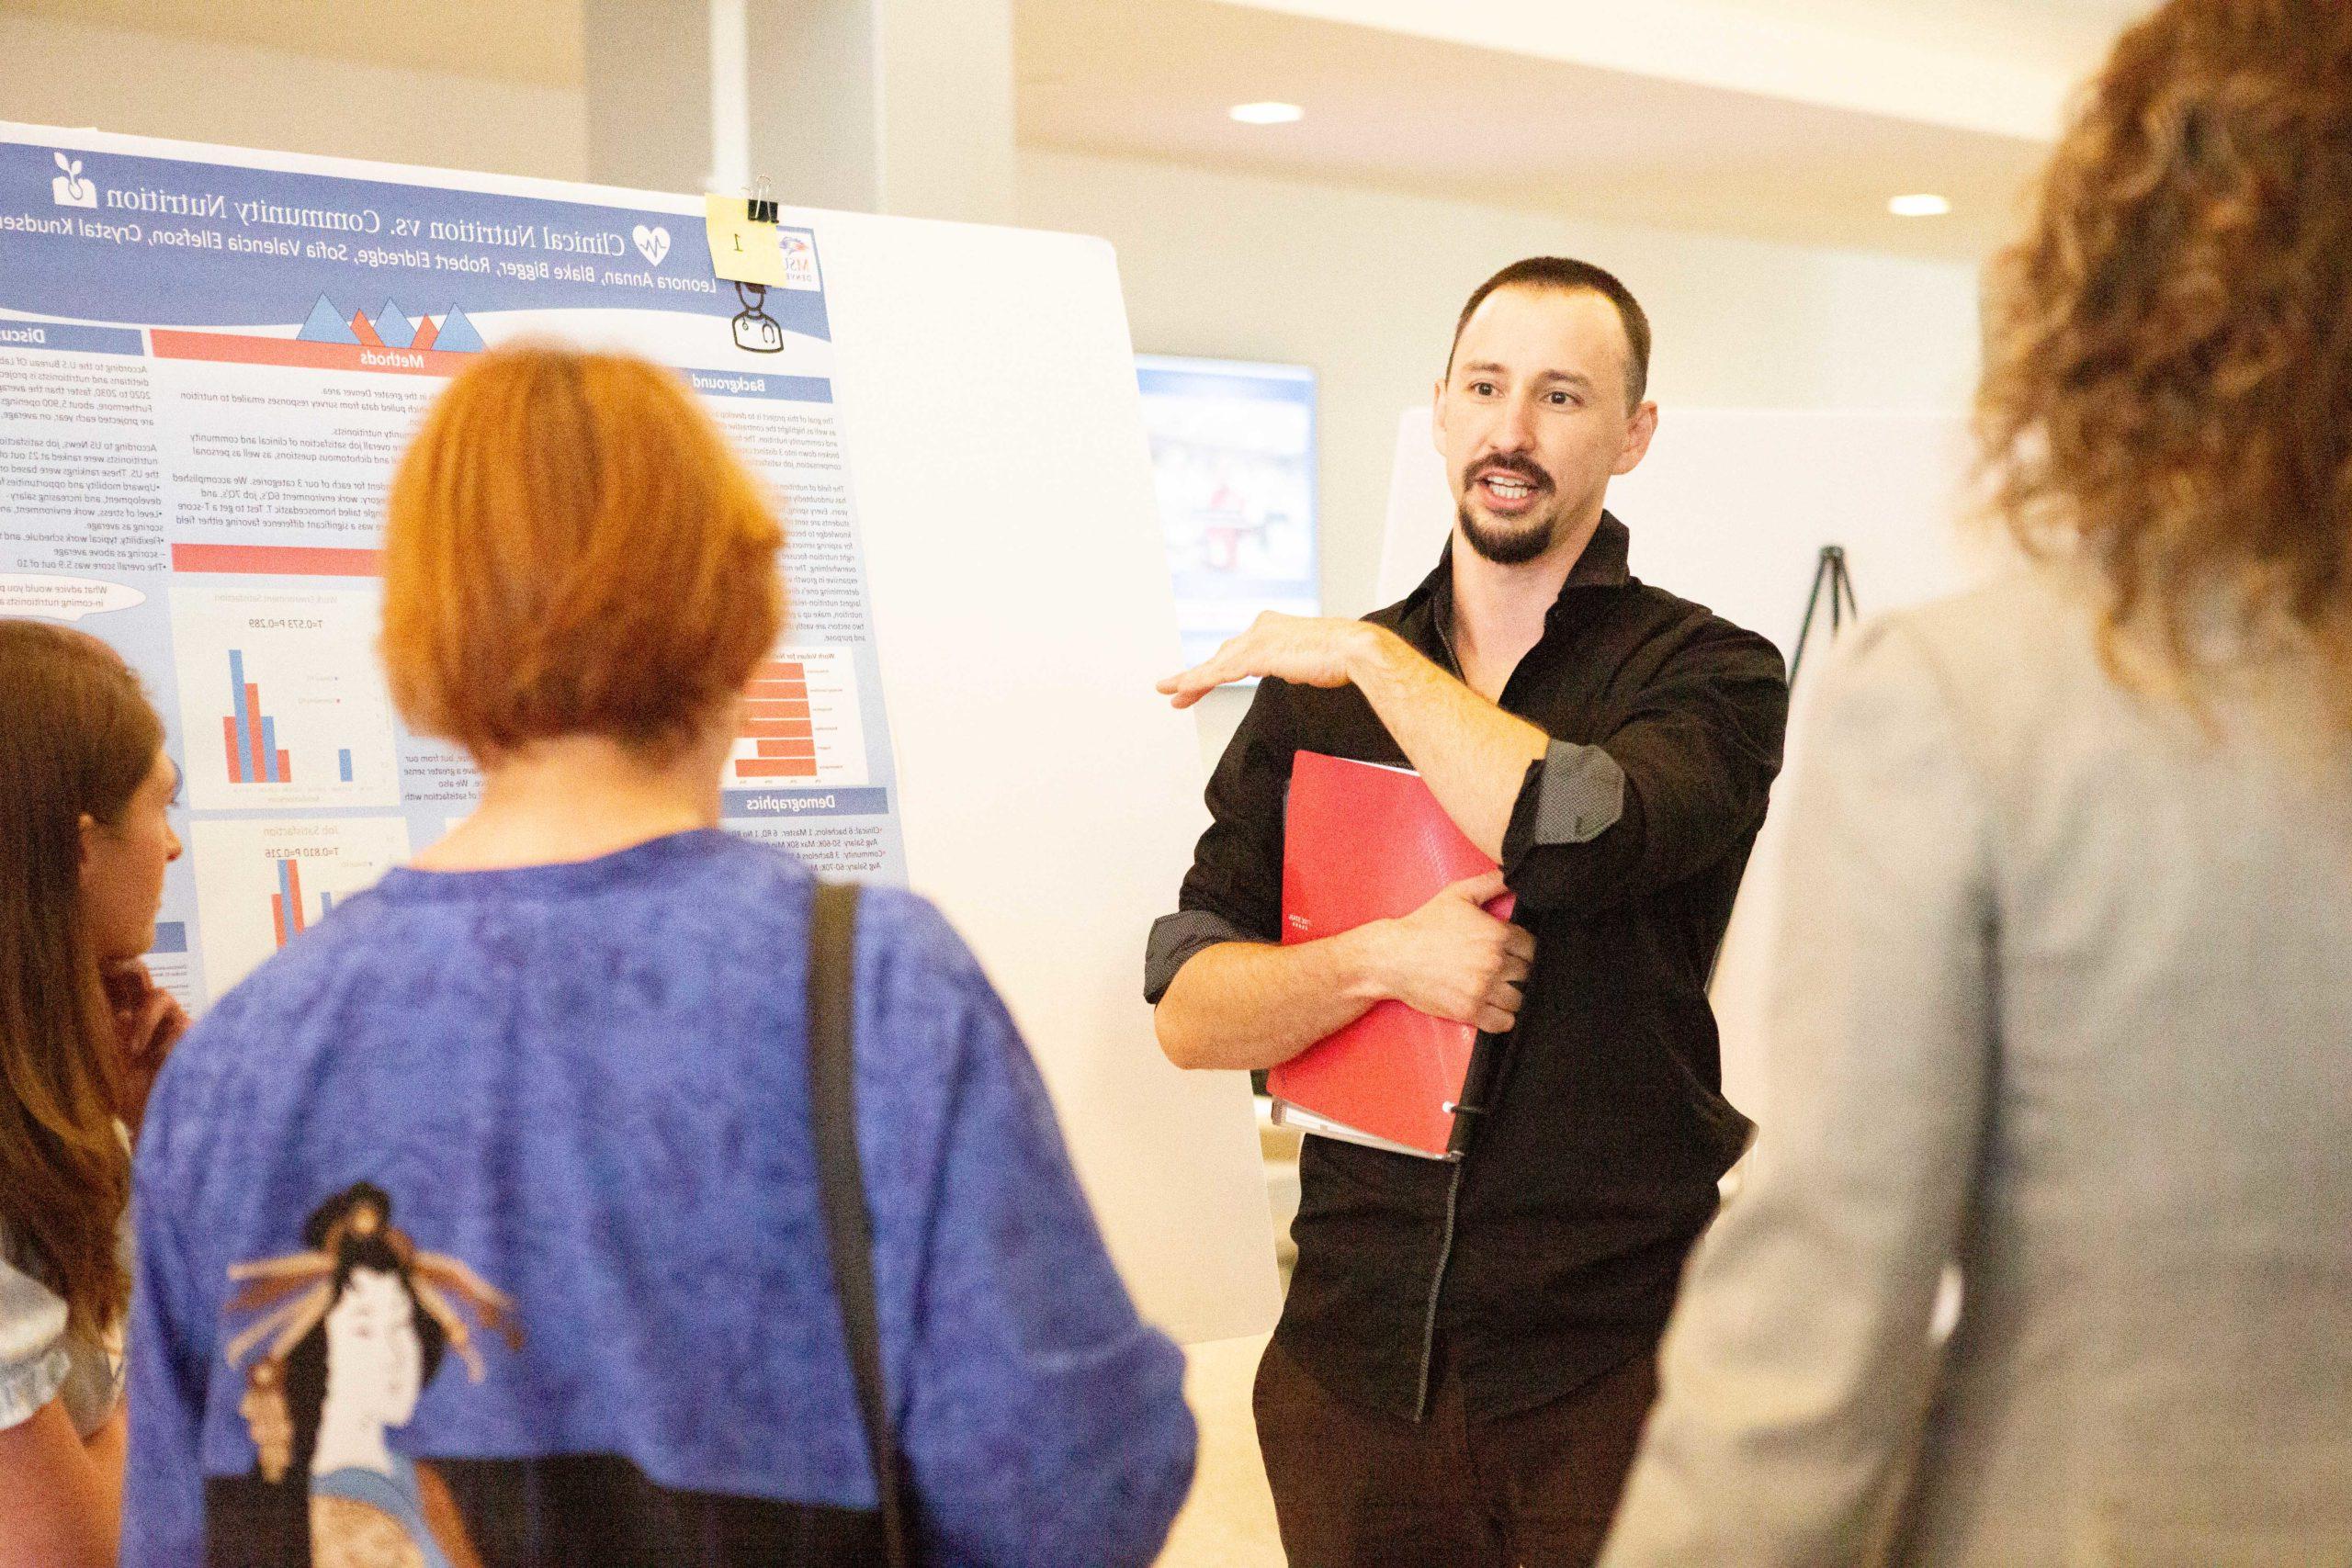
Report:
1448,257,1652,409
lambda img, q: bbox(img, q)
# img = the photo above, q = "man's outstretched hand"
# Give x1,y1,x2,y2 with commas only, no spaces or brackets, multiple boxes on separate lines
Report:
1158,613,1384,709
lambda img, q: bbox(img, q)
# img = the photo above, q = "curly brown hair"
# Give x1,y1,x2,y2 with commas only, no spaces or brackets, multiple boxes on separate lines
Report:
1977,0,2352,717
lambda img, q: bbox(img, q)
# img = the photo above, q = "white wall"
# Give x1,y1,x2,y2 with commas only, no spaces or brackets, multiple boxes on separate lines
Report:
1013,147,1986,769
0,14,588,183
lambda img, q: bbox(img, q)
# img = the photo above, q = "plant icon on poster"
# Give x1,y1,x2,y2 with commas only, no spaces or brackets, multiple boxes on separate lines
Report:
51,152,96,208
732,281,784,354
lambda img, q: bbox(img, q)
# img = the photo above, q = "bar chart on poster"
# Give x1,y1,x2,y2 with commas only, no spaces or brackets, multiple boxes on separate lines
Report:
187,817,413,995
167,583,401,810
727,649,865,787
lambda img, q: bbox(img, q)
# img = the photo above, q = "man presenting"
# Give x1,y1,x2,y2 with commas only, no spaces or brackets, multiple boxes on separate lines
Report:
1148,258,1790,1567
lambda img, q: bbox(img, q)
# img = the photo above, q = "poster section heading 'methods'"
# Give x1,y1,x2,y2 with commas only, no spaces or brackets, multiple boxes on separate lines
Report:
0,123,906,1008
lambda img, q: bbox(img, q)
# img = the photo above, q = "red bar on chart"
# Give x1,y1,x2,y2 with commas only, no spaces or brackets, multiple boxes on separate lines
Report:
745,680,807,698
736,759,820,779
245,685,266,781
275,750,291,783
286,860,306,937
742,700,809,719
752,660,808,682
741,717,812,738
222,718,243,782
754,740,818,760
270,895,288,948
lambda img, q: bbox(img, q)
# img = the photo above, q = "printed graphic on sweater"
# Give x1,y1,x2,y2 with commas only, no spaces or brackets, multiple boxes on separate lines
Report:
215,1183,521,1568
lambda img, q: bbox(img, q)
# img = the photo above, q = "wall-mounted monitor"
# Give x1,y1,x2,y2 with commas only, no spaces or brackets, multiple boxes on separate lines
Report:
1136,355,1318,669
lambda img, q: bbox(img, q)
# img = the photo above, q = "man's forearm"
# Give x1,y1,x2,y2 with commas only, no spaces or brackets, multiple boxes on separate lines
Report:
1350,626,1547,862
1153,930,1390,1072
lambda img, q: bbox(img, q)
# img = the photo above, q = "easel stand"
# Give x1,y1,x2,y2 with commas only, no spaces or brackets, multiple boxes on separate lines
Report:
1790,544,1860,683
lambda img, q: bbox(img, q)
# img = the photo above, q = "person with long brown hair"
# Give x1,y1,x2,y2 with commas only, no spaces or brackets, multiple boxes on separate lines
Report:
0,618,187,1568
1600,2,2352,1562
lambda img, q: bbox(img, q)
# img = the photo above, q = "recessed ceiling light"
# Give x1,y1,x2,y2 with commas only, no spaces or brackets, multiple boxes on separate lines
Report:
1889,193,1952,218
1229,102,1305,126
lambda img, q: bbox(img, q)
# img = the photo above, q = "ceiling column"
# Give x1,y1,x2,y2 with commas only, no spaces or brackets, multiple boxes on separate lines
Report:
582,0,1015,222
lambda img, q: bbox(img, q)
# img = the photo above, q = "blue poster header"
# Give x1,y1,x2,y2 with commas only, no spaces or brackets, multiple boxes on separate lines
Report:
724,787,891,818
0,139,830,343
0,319,142,355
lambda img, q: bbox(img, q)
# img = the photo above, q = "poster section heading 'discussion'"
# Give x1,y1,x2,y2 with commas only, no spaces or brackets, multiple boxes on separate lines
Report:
0,126,905,1007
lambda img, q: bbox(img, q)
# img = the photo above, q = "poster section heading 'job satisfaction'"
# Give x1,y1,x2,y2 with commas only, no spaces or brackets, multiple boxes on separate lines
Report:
0,125,907,1010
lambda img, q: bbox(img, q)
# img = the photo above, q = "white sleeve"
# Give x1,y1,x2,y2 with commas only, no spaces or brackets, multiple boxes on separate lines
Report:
1600,615,1998,1566
0,1247,74,1433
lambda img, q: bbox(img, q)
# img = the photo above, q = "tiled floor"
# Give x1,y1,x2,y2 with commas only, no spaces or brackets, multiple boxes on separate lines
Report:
1157,1334,1284,1566
1155,1106,1301,1565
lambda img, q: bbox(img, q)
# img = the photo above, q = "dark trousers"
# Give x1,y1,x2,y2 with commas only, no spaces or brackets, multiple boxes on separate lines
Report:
1253,1334,1658,1568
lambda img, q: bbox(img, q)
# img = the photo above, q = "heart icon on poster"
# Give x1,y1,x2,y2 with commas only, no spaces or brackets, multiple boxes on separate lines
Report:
632,224,671,266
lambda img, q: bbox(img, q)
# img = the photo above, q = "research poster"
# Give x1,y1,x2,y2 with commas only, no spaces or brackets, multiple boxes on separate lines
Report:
0,125,907,1007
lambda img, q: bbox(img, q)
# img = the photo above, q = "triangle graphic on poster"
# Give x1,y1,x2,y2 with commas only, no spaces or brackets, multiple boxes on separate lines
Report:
348,310,383,347
409,317,438,351
374,300,416,348
435,306,485,353
296,294,359,344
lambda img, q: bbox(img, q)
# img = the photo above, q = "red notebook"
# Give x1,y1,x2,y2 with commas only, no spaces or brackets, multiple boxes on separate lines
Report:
1269,750,1516,1159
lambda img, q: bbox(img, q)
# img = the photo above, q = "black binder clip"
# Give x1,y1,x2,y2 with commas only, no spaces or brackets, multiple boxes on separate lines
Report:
747,175,779,226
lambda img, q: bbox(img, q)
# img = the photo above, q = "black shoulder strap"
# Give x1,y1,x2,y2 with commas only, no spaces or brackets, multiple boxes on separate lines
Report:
807,880,914,1568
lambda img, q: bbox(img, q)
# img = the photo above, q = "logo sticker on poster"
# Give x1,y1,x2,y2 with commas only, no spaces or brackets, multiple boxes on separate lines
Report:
631,223,670,266
779,232,820,291
51,152,97,209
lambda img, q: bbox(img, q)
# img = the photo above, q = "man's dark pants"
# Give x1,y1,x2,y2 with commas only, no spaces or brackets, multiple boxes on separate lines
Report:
1253,1332,1657,1567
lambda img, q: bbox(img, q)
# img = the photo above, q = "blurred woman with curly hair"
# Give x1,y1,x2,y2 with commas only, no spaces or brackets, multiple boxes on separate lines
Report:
1600,3,2352,1562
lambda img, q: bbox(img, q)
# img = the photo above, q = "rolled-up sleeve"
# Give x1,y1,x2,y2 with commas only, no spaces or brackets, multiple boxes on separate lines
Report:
1499,624,1788,918
1598,616,1996,1566
1143,678,1295,1003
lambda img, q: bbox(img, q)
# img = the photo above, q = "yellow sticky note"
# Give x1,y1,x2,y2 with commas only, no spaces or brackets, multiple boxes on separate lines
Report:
705,195,786,286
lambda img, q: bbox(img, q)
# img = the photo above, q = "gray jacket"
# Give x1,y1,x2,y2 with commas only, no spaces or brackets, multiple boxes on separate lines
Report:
1600,570,2352,1566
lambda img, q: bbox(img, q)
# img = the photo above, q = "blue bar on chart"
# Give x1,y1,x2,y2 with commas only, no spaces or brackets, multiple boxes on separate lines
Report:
229,650,252,775
338,749,354,782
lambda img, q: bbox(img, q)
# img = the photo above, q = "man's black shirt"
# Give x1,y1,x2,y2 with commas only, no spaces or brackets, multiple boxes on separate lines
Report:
1146,514,1790,1421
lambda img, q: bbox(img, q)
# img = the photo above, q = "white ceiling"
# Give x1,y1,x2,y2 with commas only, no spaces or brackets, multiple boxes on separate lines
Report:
1016,0,2074,260
23,0,2152,260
